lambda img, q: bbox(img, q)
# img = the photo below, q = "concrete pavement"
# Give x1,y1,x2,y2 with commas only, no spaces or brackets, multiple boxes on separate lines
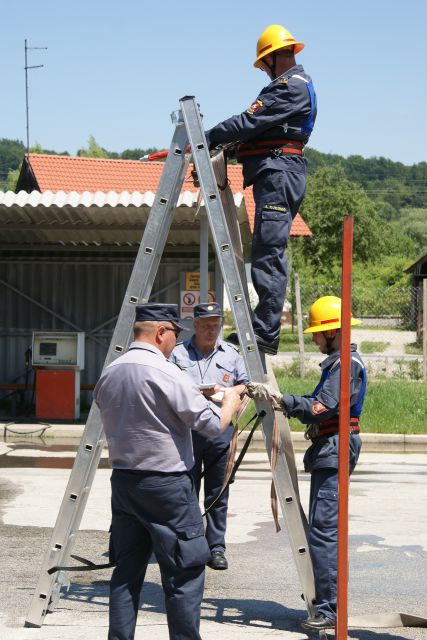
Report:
0,442,426,640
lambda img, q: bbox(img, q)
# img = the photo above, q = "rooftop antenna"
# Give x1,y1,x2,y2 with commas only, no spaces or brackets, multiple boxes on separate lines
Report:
25,39,47,153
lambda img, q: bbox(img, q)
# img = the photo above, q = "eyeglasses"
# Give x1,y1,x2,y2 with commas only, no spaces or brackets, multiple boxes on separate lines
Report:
163,326,181,339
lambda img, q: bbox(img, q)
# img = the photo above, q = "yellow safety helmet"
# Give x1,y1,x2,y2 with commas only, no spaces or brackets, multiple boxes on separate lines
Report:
254,24,305,68
304,296,362,334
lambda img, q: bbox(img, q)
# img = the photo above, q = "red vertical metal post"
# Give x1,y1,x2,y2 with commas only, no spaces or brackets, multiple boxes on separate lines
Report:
336,214,354,639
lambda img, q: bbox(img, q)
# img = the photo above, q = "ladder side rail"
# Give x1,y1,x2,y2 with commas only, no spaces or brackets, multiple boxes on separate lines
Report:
25,408,105,626
100,120,191,360
180,97,265,381
208,139,316,607
25,122,190,628
132,125,191,306
265,358,300,495
253,398,316,616
179,97,317,614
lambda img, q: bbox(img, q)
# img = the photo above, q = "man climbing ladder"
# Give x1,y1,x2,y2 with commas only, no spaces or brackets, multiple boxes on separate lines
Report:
205,24,317,355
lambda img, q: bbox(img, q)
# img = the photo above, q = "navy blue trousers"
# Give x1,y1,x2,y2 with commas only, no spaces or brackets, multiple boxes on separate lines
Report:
108,469,211,640
191,425,233,552
309,468,339,620
307,435,361,620
251,169,306,342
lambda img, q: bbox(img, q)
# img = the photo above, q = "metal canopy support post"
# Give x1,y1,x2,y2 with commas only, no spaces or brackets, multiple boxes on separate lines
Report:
199,211,209,302
294,272,305,378
25,96,317,629
423,278,427,383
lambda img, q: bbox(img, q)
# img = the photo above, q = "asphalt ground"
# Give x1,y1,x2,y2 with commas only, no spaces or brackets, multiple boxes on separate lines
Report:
0,442,426,640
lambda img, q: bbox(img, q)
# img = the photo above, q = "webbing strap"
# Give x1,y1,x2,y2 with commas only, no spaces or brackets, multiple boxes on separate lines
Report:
238,138,303,150
237,138,303,158
270,411,281,532
47,554,114,575
237,146,303,157
224,425,239,480
199,394,250,481
202,410,266,517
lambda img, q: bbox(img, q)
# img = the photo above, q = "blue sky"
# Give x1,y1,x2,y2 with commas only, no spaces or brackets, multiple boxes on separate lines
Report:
2,0,427,166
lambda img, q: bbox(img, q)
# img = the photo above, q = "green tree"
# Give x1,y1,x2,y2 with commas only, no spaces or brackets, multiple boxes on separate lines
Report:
0,139,26,189
29,142,69,156
0,138,25,170
392,208,427,253
5,168,20,191
77,135,109,158
120,147,161,160
300,165,389,272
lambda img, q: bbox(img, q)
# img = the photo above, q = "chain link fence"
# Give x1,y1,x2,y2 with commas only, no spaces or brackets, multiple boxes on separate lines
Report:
291,281,418,331
285,278,427,380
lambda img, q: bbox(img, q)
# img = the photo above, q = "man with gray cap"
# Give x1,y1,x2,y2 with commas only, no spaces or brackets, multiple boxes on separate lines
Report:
170,302,248,570
94,303,242,640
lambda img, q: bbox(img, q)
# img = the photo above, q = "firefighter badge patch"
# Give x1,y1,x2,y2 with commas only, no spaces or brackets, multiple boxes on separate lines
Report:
246,99,263,115
311,401,327,415
265,204,287,213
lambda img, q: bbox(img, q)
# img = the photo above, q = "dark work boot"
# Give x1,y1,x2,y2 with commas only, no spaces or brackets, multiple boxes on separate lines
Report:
226,332,279,355
226,332,239,346
254,334,279,355
301,614,335,630
207,550,228,570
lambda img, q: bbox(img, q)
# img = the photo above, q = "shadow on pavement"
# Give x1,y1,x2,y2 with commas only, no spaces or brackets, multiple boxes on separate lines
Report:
203,597,303,631
54,582,423,640
349,631,418,640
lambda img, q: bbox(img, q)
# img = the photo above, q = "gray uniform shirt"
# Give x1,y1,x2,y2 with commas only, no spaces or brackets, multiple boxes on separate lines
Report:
93,342,222,472
170,337,248,390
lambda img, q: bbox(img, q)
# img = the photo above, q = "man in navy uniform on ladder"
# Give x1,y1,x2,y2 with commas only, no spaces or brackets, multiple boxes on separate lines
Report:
170,302,248,570
205,24,317,355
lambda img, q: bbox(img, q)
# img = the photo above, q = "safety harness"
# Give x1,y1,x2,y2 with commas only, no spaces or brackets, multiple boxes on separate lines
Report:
236,138,303,159
305,355,367,442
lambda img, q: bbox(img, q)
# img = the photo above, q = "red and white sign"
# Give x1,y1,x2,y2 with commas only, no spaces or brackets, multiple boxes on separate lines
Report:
180,290,215,319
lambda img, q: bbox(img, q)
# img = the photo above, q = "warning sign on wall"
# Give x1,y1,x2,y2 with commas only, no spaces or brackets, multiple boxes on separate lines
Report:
180,290,215,319
185,272,212,291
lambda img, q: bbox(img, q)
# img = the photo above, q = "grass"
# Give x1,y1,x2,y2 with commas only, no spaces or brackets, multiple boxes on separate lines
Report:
272,370,427,434
224,327,318,352
353,324,408,331
360,341,389,353
405,342,423,355
277,330,318,352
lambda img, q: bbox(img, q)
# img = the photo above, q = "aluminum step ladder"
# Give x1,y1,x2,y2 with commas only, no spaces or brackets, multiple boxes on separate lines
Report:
25,95,318,630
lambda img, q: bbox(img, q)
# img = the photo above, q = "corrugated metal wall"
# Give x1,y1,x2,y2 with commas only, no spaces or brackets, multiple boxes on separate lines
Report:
0,250,202,413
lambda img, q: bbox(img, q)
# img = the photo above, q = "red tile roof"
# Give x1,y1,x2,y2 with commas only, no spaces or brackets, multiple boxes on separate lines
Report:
26,153,312,237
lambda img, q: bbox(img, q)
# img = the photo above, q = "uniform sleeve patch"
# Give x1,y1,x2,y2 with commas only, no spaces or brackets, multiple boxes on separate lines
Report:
265,204,287,213
311,401,328,415
246,99,264,115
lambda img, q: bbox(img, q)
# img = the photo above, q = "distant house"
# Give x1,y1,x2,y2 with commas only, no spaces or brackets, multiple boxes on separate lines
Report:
405,254,427,341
